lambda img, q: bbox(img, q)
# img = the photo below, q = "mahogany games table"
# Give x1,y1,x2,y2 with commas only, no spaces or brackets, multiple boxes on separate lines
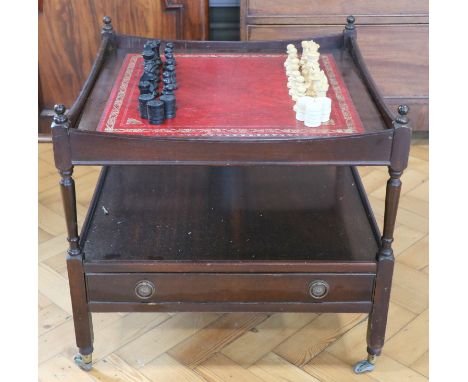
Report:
51,16,412,373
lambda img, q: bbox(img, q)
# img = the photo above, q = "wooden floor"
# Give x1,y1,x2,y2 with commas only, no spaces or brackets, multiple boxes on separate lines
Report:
38,142,429,381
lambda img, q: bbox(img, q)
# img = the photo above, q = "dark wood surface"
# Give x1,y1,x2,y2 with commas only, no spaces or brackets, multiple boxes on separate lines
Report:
86,272,374,303
89,301,372,313
240,1,428,132
81,165,380,267
38,0,209,134
241,0,428,25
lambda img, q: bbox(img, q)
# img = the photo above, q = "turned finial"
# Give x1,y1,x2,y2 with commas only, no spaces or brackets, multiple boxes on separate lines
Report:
345,15,356,30
102,15,113,35
53,104,68,124
395,104,409,125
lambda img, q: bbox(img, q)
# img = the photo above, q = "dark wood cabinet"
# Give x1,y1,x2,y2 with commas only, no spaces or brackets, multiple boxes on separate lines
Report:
39,0,209,135
240,0,429,132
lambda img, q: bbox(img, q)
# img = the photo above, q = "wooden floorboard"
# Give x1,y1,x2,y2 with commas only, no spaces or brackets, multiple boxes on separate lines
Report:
38,142,429,381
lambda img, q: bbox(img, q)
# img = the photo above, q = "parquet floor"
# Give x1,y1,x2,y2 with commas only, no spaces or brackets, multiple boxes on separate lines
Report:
38,142,429,381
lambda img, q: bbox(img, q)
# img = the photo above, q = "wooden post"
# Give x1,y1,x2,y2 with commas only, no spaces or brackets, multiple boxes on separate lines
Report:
343,15,356,49
51,105,94,368
101,15,115,49
367,105,411,356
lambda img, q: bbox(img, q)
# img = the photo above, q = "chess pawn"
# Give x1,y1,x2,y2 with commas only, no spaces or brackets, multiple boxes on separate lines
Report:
286,43,297,54
164,52,176,66
162,82,175,96
165,64,177,89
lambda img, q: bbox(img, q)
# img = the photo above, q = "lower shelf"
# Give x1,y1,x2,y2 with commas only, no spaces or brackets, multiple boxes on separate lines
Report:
81,165,380,273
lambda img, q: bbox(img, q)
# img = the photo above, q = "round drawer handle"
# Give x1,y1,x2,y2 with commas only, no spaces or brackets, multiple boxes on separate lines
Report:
135,280,155,300
309,280,329,299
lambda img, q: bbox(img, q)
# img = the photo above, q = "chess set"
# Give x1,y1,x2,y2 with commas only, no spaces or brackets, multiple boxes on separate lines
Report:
137,40,177,124
285,40,332,127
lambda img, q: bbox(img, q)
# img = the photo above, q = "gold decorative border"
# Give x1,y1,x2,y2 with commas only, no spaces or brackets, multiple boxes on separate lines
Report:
105,55,138,132
320,55,355,133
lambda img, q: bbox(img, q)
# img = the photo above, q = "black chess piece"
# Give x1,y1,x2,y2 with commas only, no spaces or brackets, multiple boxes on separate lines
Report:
138,80,152,95
162,82,175,96
138,93,155,119
165,58,175,67
160,93,176,119
147,40,162,70
164,52,176,67
145,40,161,55
147,99,165,125
162,71,171,85
165,64,177,89
142,50,158,76
140,72,158,90
144,41,154,52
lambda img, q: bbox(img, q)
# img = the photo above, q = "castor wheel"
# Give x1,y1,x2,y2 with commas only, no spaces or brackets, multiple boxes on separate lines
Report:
74,353,93,371
353,354,376,374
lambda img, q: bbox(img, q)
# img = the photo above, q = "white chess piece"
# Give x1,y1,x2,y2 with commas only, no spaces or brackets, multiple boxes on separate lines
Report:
284,39,332,121
295,96,313,121
303,98,323,127
318,97,332,123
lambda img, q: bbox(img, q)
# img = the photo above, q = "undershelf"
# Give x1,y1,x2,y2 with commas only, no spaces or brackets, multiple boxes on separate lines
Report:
81,165,380,272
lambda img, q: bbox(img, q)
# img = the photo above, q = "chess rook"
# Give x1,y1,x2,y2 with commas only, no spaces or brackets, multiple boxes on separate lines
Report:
147,99,165,125
138,93,154,119
160,94,176,119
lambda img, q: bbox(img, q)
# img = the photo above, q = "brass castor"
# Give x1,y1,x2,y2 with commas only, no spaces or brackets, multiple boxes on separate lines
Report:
354,354,376,374
74,353,93,371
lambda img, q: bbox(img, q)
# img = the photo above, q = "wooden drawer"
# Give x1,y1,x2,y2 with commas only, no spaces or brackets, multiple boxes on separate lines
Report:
243,0,428,25
86,273,375,303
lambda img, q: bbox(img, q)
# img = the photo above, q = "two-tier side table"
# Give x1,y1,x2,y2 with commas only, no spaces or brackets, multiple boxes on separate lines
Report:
51,15,411,374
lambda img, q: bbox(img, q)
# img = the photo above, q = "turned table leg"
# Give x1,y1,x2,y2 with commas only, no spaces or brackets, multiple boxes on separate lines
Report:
354,105,411,374
52,105,94,371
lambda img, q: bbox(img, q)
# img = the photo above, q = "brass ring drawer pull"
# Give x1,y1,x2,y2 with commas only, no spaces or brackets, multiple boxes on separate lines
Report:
309,280,329,299
135,280,155,299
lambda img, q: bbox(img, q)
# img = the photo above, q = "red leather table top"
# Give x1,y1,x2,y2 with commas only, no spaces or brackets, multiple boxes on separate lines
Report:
97,53,363,137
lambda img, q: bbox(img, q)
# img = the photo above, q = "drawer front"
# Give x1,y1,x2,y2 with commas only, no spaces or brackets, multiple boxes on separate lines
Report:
86,273,374,303
244,0,428,23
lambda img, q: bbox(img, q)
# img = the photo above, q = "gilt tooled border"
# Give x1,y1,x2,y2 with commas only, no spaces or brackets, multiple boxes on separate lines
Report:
105,55,138,132
321,55,355,133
